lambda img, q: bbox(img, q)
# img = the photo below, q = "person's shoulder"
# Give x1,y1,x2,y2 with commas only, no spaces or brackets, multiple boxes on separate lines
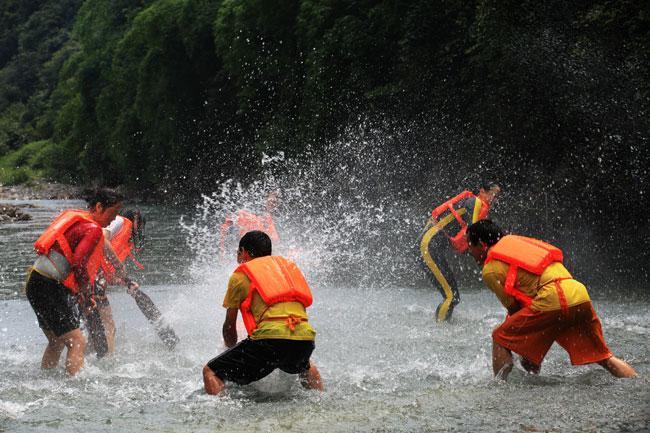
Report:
228,271,250,288
482,259,508,277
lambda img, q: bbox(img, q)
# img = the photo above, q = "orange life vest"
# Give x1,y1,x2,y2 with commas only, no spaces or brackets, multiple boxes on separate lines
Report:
101,217,144,278
431,190,490,253
485,235,564,307
236,256,313,335
234,210,279,241
34,210,105,294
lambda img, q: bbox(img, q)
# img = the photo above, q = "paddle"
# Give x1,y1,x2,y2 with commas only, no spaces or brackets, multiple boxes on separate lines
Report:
81,298,109,358
126,279,179,350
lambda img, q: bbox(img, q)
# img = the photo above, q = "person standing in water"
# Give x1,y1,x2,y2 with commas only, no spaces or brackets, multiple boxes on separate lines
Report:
203,230,323,395
219,192,280,261
86,209,146,357
25,188,122,375
466,219,636,380
419,182,501,322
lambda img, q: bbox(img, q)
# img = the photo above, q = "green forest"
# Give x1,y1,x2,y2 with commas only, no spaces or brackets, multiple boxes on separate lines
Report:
0,0,648,197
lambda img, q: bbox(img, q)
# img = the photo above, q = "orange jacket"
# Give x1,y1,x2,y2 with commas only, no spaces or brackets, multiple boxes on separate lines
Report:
431,190,490,252
485,235,564,307
101,217,143,279
236,256,313,335
219,210,279,258
34,210,105,294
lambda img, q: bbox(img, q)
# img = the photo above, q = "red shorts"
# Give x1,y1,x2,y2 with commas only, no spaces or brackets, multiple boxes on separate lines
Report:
492,302,612,366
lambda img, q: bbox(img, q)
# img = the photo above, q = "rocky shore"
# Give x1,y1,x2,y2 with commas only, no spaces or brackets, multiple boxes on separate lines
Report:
0,181,81,200
0,181,81,222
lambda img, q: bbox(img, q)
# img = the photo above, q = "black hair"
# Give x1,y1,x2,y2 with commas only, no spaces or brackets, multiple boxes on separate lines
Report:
121,209,146,250
82,188,123,208
239,230,272,258
467,219,505,247
479,180,500,191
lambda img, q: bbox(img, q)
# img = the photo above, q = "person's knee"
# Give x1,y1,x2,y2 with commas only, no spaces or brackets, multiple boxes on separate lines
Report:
63,330,86,352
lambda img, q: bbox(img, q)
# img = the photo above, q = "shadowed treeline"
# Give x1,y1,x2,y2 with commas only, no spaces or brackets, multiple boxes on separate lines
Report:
0,0,648,278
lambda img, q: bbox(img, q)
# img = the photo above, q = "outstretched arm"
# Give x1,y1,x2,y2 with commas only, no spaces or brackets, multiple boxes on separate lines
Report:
222,308,239,348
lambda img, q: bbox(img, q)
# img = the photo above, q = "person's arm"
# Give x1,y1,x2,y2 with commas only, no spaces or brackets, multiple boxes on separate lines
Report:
70,223,103,299
102,231,127,282
222,308,239,348
483,269,520,315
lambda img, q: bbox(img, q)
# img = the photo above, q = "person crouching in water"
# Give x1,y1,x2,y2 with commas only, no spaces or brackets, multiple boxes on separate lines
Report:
466,219,636,380
202,230,323,395
87,209,146,357
25,188,123,375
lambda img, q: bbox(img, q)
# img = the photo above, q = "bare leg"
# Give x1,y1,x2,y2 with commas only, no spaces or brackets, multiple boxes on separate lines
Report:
598,356,637,378
41,330,65,369
61,329,86,376
299,361,324,391
98,305,116,355
492,341,514,380
203,365,226,395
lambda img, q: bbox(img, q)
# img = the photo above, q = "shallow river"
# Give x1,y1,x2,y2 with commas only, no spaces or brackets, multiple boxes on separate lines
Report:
1,200,648,432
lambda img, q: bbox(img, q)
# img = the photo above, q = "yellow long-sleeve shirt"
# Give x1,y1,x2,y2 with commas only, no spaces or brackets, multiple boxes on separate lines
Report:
482,261,591,312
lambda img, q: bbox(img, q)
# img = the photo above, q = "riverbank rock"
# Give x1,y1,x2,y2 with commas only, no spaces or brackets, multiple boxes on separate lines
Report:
0,181,81,200
0,204,32,222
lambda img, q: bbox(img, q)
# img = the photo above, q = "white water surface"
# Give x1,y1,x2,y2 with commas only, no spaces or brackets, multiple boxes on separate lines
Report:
0,200,648,432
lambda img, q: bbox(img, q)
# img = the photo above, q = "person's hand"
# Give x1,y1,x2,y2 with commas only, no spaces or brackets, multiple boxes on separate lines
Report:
123,278,140,295
77,293,97,316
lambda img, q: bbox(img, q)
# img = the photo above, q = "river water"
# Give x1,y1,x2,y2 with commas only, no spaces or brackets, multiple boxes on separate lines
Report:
0,199,648,432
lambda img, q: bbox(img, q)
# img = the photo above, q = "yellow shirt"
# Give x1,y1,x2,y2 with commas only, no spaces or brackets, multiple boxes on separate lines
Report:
223,271,316,341
482,261,591,312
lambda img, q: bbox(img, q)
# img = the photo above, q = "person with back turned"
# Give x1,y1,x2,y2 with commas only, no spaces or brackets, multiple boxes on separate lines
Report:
466,219,636,380
419,181,501,322
202,230,323,395
25,188,122,376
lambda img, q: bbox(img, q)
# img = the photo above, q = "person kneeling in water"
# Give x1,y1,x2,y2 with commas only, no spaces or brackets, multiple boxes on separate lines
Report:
203,230,323,395
466,219,636,380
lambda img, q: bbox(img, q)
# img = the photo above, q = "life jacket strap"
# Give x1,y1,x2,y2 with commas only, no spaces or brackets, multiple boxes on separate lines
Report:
259,315,307,331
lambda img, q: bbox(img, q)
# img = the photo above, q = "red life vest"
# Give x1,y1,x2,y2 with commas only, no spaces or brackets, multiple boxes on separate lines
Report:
485,235,564,307
34,210,105,294
236,256,313,335
431,190,490,253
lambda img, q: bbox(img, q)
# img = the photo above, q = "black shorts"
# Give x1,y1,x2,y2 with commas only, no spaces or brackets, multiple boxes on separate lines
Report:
206,338,315,385
25,270,80,337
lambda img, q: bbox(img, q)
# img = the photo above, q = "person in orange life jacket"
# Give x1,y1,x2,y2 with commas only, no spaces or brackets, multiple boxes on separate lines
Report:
466,219,637,380
25,188,123,376
203,230,323,395
418,181,501,322
87,209,145,356
219,192,280,261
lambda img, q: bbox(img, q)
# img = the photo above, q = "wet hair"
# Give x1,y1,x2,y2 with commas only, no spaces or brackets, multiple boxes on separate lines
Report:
239,230,272,258
121,209,146,250
82,188,123,208
467,219,505,247
479,180,500,192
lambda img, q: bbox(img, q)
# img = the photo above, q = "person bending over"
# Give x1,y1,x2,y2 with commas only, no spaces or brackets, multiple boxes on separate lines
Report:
419,181,500,322
466,219,636,380
26,188,122,375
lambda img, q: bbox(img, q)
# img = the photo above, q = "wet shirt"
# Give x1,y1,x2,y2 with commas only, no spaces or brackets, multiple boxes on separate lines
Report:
223,271,316,341
436,196,485,235
482,261,591,312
